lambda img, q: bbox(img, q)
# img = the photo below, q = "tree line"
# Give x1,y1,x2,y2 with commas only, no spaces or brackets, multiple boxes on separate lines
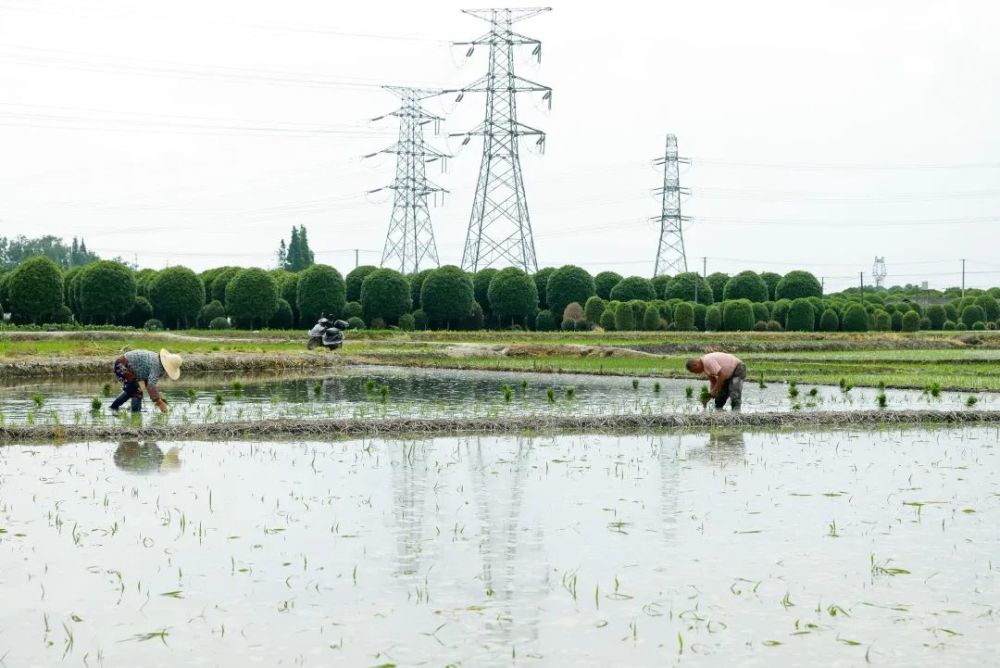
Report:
2,256,998,334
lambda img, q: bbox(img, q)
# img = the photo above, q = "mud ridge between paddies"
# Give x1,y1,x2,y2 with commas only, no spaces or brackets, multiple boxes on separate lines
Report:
3,410,999,444
0,352,345,378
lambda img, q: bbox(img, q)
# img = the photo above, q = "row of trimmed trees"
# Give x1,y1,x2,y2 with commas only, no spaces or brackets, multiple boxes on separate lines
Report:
3,257,1000,333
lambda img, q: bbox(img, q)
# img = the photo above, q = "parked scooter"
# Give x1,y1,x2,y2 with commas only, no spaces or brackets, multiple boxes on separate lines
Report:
307,317,349,350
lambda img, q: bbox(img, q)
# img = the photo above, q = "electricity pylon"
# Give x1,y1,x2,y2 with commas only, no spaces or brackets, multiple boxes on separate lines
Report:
452,7,552,273
653,134,691,276
872,256,887,288
367,86,448,275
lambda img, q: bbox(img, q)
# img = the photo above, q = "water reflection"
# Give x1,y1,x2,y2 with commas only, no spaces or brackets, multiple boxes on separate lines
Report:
389,440,430,581
112,440,181,474
685,430,747,465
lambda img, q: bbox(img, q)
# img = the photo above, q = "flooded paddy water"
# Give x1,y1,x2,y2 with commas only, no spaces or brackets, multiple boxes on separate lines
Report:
1,427,997,666
0,365,994,426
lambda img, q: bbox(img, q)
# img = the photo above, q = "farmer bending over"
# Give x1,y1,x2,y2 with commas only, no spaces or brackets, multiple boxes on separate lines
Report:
110,348,183,412
686,351,746,411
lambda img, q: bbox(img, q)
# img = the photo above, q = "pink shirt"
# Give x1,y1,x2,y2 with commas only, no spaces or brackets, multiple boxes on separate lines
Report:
700,352,742,381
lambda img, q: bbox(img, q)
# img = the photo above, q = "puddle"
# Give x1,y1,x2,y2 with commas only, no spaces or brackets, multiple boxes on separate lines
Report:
0,365,992,426
1,427,997,665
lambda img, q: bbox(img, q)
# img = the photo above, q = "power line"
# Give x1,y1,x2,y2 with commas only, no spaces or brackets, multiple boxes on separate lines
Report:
688,157,1000,171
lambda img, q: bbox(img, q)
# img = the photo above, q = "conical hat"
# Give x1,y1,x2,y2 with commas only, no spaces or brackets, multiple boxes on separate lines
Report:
159,349,183,380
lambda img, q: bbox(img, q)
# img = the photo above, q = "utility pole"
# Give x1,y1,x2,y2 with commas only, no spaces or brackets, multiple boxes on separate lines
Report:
860,272,865,304
653,134,691,276
367,86,447,275
452,7,552,273
702,256,707,278
355,249,360,269
961,258,966,298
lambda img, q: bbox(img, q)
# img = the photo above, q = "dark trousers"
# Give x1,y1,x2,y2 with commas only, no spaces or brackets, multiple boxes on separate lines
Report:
715,363,747,410
111,357,144,412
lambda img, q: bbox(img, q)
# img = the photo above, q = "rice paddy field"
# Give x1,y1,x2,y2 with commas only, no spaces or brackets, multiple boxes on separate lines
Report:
1,427,997,666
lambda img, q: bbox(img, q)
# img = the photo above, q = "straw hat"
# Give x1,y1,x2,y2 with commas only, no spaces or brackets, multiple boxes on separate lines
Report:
159,348,183,380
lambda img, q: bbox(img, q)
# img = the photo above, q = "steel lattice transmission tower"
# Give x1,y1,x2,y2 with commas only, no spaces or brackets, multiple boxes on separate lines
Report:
653,134,691,276
367,86,448,275
872,256,887,288
452,7,552,273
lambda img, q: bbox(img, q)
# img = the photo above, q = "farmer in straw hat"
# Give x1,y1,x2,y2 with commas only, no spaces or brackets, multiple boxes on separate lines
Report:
110,348,183,413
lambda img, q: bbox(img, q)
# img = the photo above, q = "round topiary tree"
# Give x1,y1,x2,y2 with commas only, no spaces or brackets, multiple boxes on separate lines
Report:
226,268,279,329
785,298,815,332
771,299,792,325
8,256,64,324
775,270,823,301
673,302,695,331
197,300,226,328
974,294,1000,322
125,296,154,328
149,266,204,329
722,299,754,331
584,295,606,325
693,303,708,330
594,271,623,300
269,298,294,329
609,276,656,302
347,316,365,330
533,267,556,309
345,265,378,303
408,268,433,309
144,318,164,331
706,272,730,303
421,265,474,329
705,304,723,331
944,303,959,323
942,320,956,331
665,272,713,305
563,302,585,323
599,308,616,331
901,310,920,332
78,260,136,324
890,311,903,332
873,311,891,331
344,301,363,319
360,268,412,326
296,264,347,325
535,309,556,332
723,271,769,303
614,301,634,331
651,274,672,300
925,304,946,330
961,304,986,329
752,302,770,324
546,265,596,320
209,316,230,330
473,268,500,319
278,273,299,325
211,267,241,305
841,303,869,332
819,308,840,332
487,267,538,327
642,303,662,331
760,272,782,300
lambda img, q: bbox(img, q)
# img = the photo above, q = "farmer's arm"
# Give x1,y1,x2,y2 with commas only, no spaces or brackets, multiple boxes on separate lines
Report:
143,366,168,412
701,356,727,397
708,371,730,397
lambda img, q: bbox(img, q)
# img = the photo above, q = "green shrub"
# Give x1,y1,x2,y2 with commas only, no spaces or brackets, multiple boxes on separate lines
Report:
665,272,713,304
599,308,616,331
46,304,73,324
361,268,412,326
628,299,646,323
841,303,869,332
972,320,987,330
345,265,378,303
819,308,839,332
706,272,730,303
961,305,987,329
209,316,230,330
488,267,538,327
278,273,299,325
974,294,1000,322
584,296,606,324
614,301,635,331
144,318,164,330
944,303,959,322
754,320,767,331
901,310,920,332
784,298,815,331
535,309,556,332
149,266,204,329
8,256,64,324
594,271,623,300
347,316,365,330
723,271,769,302
226,268,279,328
673,302,695,331
561,317,576,332
705,304,722,331
546,265,596,319
533,267,556,308
610,276,655,302
760,272,782,300
473,268,499,317
955,321,968,330
771,299,791,326
462,301,484,330
775,270,823,300
752,302,770,323
297,264,347,324
693,303,707,330
269,298,294,329
925,304,946,330
397,312,415,331
210,267,240,304
642,303,662,331
563,302,585,323
79,260,136,324
722,299,754,331
197,300,226,328
890,311,902,332
767,320,783,331
344,301,363,319
125,296,154,328
921,317,932,330
873,311,891,331
408,268,433,309
412,309,428,330
651,274,672,299
575,318,592,332
370,317,386,330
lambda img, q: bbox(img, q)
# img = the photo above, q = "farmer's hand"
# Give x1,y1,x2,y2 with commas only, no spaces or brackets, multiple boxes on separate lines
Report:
156,398,168,413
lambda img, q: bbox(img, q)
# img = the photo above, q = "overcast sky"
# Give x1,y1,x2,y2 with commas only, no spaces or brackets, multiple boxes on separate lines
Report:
1,0,998,291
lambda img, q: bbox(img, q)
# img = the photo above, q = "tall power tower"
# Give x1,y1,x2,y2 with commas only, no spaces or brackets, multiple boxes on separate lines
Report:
872,256,887,288
653,134,690,276
367,87,448,275
452,7,552,273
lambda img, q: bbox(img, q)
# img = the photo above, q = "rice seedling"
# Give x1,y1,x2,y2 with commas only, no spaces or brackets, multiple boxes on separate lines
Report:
877,380,886,392
186,388,197,401
313,382,323,396
877,393,887,408
214,392,224,406
808,387,818,397
967,395,978,407
632,379,639,390
365,379,376,393
90,397,102,412
32,393,44,408
547,388,555,403
102,383,112,397
566,386,576,399
501,384,513,402
231,381,244,395
699,386,711,405
929,383,941,398
685,386,693,399
653,382,661,393
380,385,390,401
759,378,767,389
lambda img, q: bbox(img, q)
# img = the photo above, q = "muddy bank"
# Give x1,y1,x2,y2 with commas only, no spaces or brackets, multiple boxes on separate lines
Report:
0,352,344,378
2,409,997,443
